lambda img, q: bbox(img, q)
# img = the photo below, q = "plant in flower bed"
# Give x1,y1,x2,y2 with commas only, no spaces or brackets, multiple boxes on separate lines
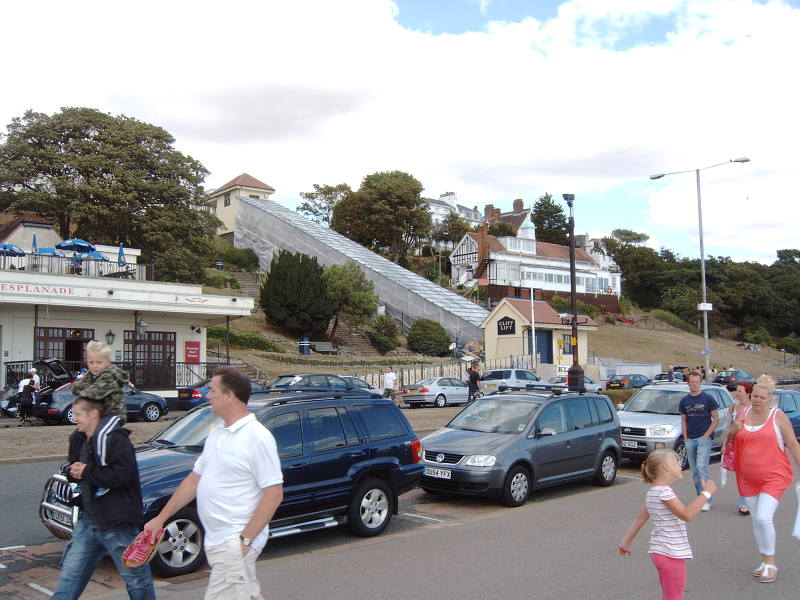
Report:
207,326,285,353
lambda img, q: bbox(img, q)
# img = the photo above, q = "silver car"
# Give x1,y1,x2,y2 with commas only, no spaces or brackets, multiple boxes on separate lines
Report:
618,383,733,469
547,375,604,393
402,377,469,408
479,369,542,395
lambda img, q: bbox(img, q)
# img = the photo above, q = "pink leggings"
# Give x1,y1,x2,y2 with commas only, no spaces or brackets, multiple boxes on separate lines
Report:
650,553,686,600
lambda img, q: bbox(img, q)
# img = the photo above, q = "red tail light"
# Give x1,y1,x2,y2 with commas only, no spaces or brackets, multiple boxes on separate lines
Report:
191,389,202,399
730,376,737,383
418,387,429,393
622,380,630,385
410,439,422,463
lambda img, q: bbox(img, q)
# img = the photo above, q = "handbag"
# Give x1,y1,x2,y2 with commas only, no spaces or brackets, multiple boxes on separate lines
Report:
722,442,736,471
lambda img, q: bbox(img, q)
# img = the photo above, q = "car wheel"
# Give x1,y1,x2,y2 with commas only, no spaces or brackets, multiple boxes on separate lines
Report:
62,405,76,425
674,441,689,471
347,478,393,537
501,465,530,507
594,451,618,486
434,394,446,408
150,507,206,577
142,403,161,422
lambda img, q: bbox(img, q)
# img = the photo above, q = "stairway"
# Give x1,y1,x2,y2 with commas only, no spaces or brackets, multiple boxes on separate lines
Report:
232,271,261,297
331,327,378,356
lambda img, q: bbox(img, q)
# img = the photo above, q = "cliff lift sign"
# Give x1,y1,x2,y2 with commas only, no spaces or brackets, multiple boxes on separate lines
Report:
497,316,516,336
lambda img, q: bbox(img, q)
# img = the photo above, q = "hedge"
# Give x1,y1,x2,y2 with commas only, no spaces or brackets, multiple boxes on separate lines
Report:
207,326,285,353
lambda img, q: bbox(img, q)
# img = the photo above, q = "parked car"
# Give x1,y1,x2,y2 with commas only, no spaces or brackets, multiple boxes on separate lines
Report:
24,357,76,409
713,369,756,391
618,383,733,469
547,375,604,393
772,389,800,438
401,377,469,408
267,373,381,397
654,372,686,382
419,390,621,507
176,378,268,410
340,376,378,392
34,381,168,424
40,392,422,576
1,385,18,418
478,369,542,395
606,374,651,389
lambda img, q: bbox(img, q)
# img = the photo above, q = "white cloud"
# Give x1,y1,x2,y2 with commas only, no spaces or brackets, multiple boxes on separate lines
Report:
0,0,797,262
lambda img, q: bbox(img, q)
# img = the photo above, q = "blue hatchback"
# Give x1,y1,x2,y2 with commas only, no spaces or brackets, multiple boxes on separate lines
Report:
175,378,268,410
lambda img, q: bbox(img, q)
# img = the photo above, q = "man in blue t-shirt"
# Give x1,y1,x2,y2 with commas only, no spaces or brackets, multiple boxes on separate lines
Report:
679,371,719,511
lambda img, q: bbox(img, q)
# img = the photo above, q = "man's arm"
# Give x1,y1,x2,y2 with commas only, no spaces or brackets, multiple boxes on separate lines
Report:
240,484,283,555
680,414,688,439
143,472,201,543
704,409,719,438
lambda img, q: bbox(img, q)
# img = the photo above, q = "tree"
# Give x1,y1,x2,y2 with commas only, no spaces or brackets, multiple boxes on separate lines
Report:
260,250,334,336
407,318,451,356
331,170,431,263
432,211,470,246
297,183,352,226
486,222,516,237
530,193,568,245
611,229,650,245
322,261,378,339
0,107,218,283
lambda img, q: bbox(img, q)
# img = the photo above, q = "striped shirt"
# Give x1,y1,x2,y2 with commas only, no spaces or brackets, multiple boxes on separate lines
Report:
646,485,692,559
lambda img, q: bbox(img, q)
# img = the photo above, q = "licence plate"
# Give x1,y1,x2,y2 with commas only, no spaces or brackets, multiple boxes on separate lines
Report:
424,467,452,479
406,388,418,393
47,508,72,526
621,440,639,449
485,384,496,389
178,392,189,398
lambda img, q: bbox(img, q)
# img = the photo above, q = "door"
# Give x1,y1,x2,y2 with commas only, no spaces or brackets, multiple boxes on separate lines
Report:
536,330,553,364
530,401,574,483
564,397,602,474
444,378,468,403
261,410,311,519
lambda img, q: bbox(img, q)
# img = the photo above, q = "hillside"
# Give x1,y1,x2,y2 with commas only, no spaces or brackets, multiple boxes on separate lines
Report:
590,314,797,378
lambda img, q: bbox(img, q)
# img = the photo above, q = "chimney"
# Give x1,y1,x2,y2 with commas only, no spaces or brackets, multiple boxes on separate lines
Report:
494,208,501,221
478,223,489,263
513,198,524,213
484,204,494,220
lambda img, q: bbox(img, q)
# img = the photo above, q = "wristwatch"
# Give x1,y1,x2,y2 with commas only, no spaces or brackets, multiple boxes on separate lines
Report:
240,535,252,547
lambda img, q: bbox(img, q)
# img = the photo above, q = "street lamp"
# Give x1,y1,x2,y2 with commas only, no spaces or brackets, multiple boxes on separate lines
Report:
562,193,584,391
649,157,750,382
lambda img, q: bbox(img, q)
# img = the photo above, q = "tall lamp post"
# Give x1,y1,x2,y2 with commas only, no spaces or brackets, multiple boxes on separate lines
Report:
563,194,584,391
650,158,750,382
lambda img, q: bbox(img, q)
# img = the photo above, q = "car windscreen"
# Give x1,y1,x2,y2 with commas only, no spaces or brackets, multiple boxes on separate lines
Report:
610,375,628,382
715,371,734,378
480,370,509,381
147,405,254,447
270,375,303,387
622,389,685,415
447,398,541,434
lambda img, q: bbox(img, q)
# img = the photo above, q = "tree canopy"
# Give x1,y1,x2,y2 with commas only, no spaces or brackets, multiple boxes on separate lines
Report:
611,228,650,245
322,261,378,339
530,193,568,245
433,211,471,246
297,183,352,226
486,222,516,237
331,170,431,263
0,107,218,283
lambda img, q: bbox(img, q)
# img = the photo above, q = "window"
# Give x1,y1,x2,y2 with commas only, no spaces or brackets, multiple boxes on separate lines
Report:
223,193,231,207
304,375,328,388
309,408,347,452
536,402,567,434
545,273,554,283
562,334,572,355
593,397,614,424
249,194,259,199
326,375,348,390
781,394,798,412
566,398,595,429
265,412,303,458
355,404,407,440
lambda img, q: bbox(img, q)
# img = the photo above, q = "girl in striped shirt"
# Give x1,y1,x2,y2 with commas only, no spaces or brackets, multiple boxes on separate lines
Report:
617,449,717,600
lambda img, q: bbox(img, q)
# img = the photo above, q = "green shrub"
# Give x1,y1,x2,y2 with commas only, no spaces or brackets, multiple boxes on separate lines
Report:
604,389,636,407
420,245,434,257
618,295,633,314
373,315,400,339
603,315,616,325
779,336,800,354
204,272,227,288
743,327,770,345
651,309,699,334
546,295,599,318
207,326,285,352
363,330,399,355
223,246,260,271
407,319,451,356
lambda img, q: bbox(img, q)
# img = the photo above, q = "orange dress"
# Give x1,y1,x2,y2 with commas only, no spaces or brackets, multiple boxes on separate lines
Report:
734,408,793,500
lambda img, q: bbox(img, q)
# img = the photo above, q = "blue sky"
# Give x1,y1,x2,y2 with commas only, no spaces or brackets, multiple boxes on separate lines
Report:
1,0,798,264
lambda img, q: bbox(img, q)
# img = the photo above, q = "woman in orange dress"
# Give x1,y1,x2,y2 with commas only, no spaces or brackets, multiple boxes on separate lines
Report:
725,377,800,583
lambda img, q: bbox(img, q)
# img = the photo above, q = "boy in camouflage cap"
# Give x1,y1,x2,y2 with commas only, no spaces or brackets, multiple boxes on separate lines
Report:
71,340,129,422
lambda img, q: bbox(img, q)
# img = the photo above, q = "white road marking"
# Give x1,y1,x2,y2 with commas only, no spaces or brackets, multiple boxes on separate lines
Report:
618,475,642,480
0,545,25,551
28,582,54,596
401,512,445,523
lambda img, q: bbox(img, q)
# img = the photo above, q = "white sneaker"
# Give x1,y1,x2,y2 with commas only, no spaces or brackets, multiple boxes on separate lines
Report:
702,502,711,511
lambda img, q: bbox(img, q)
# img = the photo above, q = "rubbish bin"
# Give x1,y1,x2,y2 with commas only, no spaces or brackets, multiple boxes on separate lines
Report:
215,259,224,271
299,336,310,355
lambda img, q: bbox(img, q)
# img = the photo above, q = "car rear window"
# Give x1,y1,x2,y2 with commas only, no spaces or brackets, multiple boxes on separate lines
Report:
481,370,510,381
355,404,408,440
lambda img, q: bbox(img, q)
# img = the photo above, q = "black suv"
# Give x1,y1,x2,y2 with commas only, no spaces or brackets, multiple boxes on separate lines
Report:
40,392,423,576
267,373,382,397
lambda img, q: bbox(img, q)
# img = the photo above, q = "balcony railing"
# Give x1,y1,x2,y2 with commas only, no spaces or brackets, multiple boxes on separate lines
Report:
0,255,154,280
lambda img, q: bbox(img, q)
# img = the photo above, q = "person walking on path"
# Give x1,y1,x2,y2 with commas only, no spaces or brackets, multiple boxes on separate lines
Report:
467,362,481,402
384,366,397,404
618,449,717,600
679,371,719,511
143,368,283,600
51,394,156,600
729,381,753,516
722,376,800,583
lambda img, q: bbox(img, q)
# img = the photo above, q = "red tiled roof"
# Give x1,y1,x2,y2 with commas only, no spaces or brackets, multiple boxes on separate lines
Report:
466,231,505,252
214,173,275,193
0,213,54,242
505,298,598,327
535,240,596,265
500,210,530,233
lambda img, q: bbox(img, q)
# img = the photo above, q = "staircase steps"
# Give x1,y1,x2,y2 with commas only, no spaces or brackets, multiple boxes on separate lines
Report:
232,271,262,297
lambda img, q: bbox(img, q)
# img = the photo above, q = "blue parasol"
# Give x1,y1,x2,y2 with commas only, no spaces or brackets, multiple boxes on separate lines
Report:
0,243,26,256
35,247,66,257
76,251,110,261
117,243,127,267
31,233,38,253
56,238,96,253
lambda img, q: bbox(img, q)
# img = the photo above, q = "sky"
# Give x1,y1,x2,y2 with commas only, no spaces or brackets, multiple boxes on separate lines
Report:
1,0,798,264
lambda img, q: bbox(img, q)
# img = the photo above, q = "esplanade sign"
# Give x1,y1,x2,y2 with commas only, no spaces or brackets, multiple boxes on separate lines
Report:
0,283,75,295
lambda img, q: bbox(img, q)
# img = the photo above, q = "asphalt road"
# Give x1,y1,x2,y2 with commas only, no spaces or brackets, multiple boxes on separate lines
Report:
0,459,63,546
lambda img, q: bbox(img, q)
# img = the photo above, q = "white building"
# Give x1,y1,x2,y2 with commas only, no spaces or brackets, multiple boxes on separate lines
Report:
426,192,482,228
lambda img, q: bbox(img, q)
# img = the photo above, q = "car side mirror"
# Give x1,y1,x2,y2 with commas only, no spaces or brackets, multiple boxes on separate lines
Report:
537,427,557,437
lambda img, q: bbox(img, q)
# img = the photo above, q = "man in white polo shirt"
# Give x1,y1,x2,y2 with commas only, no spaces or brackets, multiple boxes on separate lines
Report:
144,368,283,599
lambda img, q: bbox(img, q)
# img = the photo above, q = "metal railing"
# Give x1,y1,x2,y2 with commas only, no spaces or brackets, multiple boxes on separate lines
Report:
0,255,154,280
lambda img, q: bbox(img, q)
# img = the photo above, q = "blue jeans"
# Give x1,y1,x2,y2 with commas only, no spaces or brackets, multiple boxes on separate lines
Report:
52,517,156,600
684,436,713,500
